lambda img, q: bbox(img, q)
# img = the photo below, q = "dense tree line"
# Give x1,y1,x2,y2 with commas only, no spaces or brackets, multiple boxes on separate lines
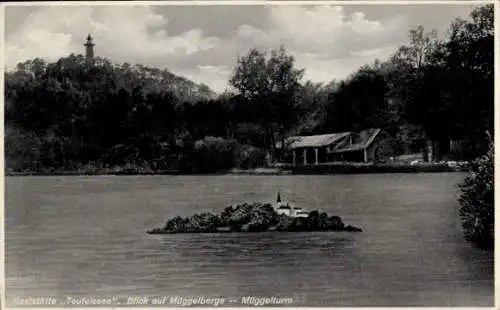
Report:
5,5,493,173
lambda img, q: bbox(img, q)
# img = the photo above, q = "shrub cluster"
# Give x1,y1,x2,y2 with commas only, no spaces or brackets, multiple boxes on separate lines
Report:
179,136,267,173
458,142,494,250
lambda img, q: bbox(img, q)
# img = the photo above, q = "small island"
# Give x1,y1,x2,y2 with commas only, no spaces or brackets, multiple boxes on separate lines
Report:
147,200,362,234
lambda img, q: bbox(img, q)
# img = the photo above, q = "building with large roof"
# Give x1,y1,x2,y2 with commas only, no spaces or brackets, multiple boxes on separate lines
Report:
277,128,390,165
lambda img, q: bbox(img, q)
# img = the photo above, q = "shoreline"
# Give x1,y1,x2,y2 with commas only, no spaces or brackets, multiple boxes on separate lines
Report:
5,163,467,177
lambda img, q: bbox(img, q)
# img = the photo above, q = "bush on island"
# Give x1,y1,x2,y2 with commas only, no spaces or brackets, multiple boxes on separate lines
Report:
147,202,362,234
458,139,494,250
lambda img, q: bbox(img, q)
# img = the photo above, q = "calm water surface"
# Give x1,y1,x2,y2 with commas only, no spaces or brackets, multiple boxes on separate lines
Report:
5,173,493,306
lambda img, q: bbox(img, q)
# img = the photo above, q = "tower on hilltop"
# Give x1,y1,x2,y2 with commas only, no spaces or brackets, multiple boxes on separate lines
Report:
84,34,95,59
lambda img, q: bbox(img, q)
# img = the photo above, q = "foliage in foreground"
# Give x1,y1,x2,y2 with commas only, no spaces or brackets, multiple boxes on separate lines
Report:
458,140,494,250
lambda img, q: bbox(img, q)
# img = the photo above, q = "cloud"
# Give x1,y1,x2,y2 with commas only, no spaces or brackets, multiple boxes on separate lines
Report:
182,65,233,93
295,45,400,83
5,5,219,71
219,5,407,86
4,4,471,93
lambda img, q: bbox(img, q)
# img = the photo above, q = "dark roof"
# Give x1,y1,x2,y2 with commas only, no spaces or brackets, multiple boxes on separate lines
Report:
328,128,382,153
277,128,383,152
276,132,351,149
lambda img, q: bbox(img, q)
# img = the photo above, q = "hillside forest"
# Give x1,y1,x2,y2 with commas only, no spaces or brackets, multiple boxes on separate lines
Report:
5,5,493,174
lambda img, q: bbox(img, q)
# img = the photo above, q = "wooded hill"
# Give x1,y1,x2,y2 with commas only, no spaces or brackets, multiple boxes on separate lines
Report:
5,5,493,174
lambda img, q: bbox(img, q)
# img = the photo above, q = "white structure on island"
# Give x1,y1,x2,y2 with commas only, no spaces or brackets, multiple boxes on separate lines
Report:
293,207,309,218
274,192,309,218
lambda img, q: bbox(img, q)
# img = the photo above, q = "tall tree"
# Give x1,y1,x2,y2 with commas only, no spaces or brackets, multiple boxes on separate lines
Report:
229,46,305,160
404,5,493,159
392,25,442,74
445,4,494,148
323,67,390,133
293,81,333,135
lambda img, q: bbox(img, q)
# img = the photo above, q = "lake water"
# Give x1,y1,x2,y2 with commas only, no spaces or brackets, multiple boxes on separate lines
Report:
5,173,494,307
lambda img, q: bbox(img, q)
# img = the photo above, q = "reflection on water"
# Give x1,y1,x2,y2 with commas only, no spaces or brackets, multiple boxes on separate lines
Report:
5,173,493,306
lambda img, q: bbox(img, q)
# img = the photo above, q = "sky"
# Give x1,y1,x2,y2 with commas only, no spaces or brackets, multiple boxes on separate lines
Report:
4,2,478,93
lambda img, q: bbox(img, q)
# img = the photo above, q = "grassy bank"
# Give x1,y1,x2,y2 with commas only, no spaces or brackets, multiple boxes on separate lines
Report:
5,162,468,177
5,164,181,177
5,167,285,177
291,162,468,174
